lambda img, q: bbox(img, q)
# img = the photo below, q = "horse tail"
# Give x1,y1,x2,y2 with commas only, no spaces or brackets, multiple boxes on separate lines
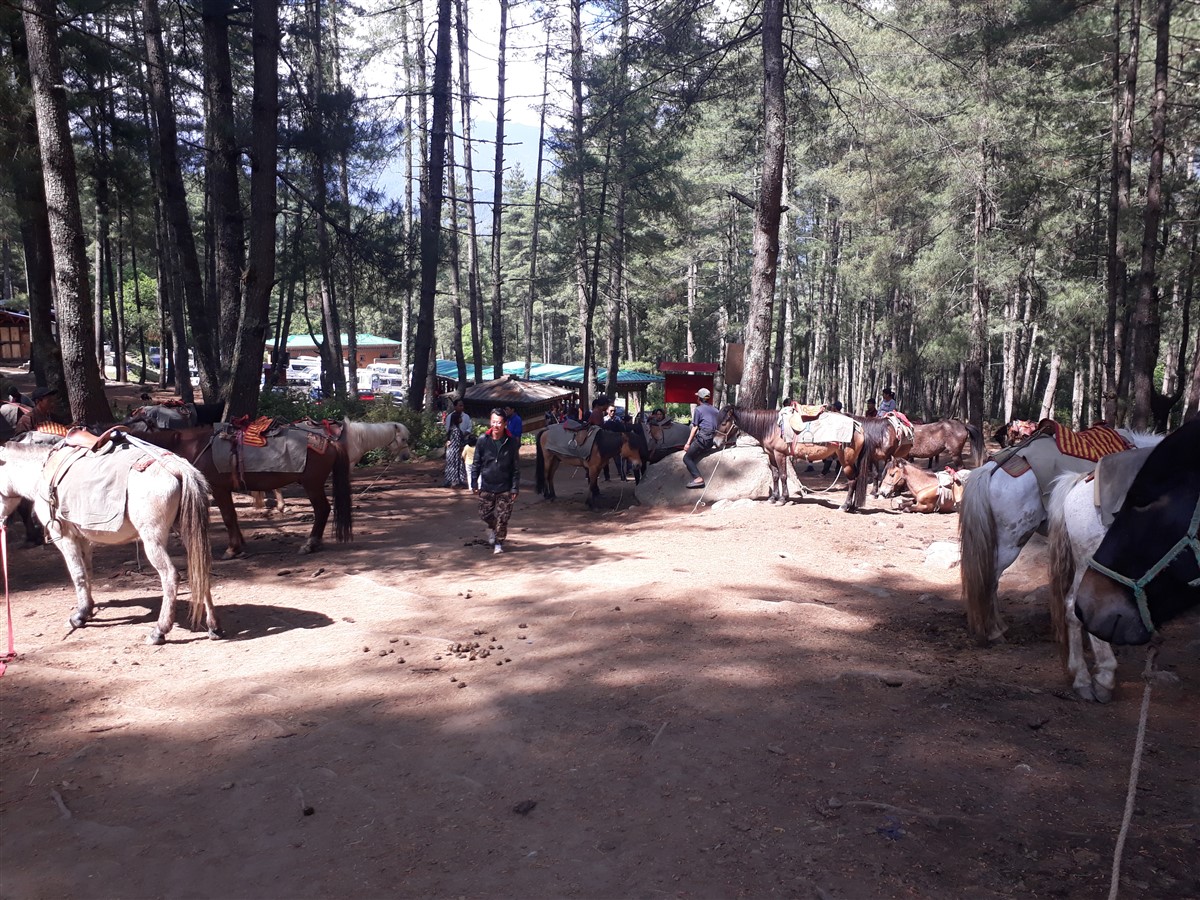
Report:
332,446,353,542
959,461,999,643
1047,473,1084,664
965,423,985,468
850,422,881,510
175,463,214,631
535,432,546,494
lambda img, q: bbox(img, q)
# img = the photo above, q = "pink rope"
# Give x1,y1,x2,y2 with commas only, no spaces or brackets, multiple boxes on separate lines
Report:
0,523,12,676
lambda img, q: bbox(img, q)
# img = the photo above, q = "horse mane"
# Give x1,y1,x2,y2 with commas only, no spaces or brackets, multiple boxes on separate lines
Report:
730,407,780,442
1117,427,1164,450
857,416,893,443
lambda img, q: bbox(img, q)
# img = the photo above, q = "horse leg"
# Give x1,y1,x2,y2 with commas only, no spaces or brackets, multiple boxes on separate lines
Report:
544,456,559,500
300,481,332,554
53,530,97,629
140,532,180,645
211,487,247,559
1086,634,1118,703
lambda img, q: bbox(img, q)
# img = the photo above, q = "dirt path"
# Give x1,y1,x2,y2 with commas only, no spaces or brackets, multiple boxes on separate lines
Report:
1,445,1196,898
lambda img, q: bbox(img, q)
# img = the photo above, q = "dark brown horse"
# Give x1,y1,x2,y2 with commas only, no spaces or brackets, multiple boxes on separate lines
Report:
715,407,881,512
908,419,984,469
535,423,649,509
133,425,352,558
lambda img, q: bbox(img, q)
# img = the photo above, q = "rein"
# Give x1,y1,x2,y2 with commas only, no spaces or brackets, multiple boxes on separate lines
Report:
1,522,12,676
1084,492,1200,634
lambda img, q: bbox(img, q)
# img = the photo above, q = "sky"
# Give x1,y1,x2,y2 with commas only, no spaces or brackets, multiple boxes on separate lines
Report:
357,0,566,217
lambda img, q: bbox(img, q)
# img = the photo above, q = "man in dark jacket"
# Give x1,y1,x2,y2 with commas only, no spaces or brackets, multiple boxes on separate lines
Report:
471,408,521,554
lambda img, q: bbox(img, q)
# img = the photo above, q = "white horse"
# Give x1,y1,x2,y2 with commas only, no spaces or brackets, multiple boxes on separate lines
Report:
0,436,221,645
253,418,411,514
959,428,1161,643
1044,446,1156,702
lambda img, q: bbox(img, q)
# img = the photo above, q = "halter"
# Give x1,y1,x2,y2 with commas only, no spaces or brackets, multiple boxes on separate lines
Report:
714,413,738,447
1084,491,1200,634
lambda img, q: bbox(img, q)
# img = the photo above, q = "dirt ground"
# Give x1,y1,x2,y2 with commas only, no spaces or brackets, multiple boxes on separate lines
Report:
1,376,1197,899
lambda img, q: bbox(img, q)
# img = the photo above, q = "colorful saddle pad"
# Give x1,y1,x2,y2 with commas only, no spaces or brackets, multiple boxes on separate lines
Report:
1037,419,1131,461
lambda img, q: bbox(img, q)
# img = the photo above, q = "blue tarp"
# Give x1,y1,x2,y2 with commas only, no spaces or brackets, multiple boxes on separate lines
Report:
434,360,662,386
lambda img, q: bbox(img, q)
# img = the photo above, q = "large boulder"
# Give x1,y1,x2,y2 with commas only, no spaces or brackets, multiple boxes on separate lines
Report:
638,438,780,507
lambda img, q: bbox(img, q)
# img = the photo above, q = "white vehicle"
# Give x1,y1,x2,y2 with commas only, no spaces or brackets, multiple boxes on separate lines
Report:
286,360,320,385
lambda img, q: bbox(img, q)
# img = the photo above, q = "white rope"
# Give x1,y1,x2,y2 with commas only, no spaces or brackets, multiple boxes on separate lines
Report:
691,452,723,514
1107,644,1158,900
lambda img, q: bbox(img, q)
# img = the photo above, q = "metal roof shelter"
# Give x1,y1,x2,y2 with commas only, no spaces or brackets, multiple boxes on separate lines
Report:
462,376,575,427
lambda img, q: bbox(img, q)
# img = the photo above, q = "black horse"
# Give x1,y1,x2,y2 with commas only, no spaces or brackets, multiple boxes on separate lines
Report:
1075,418,1200,644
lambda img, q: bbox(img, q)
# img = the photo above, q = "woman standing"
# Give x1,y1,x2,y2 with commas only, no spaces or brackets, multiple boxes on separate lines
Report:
443,398,473,488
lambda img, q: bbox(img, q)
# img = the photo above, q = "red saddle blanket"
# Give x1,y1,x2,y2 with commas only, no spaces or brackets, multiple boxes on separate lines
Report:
1037,419,1131,461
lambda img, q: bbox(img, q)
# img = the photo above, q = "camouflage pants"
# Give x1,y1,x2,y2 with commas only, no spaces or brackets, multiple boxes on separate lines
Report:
478,491,515,542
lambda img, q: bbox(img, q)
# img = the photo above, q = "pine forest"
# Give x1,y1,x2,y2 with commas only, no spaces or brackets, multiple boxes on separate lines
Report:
1,0,1198,432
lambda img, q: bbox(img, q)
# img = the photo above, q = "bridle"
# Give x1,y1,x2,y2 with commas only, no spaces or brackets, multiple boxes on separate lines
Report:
714,413,738,448
1084,491,1200,634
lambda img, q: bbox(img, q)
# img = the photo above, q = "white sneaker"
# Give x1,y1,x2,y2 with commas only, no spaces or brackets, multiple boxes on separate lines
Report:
493,543,504,554
486,529,496,545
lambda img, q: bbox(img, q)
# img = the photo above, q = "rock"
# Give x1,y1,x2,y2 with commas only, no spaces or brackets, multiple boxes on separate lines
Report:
827,797,843,809
924,541,962,569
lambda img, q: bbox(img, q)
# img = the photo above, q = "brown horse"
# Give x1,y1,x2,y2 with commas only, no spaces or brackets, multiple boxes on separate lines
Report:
992,419,1038,448
715,407,880,512
877,458,967,513
535,423,649,509
908,419,984,469
133,425,352,558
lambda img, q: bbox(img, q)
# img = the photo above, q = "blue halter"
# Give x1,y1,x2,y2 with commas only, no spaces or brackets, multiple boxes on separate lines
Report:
1084,492,1200,634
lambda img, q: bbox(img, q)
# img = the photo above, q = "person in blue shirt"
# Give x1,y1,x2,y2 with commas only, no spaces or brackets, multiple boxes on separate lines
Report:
682,387,721,488
503,404,523,440
878,389,897,415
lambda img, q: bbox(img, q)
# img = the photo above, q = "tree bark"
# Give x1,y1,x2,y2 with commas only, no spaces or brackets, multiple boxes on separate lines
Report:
202,0,244,384
488,0,509,381
225,0,278,420
739,0,786,408
523,23,551,378
1129,0,1171,430
21,0,110,422
454,0,484,383
1104,0,1141,423
141,0,220,402
407,0,452,410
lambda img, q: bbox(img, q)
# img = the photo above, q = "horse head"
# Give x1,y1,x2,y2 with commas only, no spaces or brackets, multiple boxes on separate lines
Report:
623,428,650,484
714,406,738,448
877,458,906,498
388,422,413,461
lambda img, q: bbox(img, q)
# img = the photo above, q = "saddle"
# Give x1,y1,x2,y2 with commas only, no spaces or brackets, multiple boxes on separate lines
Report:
883,412,915,445
1034,419,1131,461
39,429,153,532
213,419,312,487
1085,446,1156,526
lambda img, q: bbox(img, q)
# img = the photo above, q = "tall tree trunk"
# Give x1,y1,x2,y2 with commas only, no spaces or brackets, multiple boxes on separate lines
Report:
202,0,244,385
5,22,65,391
454,0,484,382
1129,0,1171,429
604,0,630,401
445,94,468,395
1104,0,1141,423
407,0,452,410
523,23,551,378
739,0,786,408
225,0,278,420
488,0,509,381
21,0,110,422
569,0,593,410
142,0,220,401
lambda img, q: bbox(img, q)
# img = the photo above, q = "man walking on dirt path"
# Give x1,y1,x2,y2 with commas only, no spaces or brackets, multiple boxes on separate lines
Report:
472,408,521,554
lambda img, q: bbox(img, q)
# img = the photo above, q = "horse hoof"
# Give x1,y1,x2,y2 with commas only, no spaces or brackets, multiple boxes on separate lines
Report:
221,549,245,561
209,626,226,640
69,612,88,628
146,630,166,646
1091,683,1113,704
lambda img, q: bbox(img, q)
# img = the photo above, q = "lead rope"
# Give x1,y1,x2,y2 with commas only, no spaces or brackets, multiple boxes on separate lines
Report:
1,523,12,676
1107,644,1159,900
691,451,724,514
